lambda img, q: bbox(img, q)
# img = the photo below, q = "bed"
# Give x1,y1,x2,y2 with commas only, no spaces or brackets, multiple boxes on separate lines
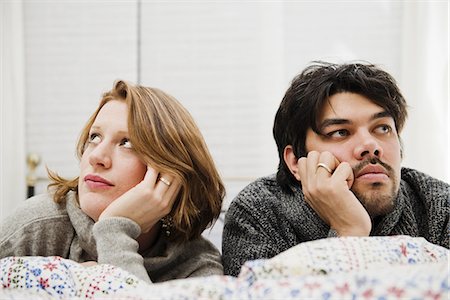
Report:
1,235,448,299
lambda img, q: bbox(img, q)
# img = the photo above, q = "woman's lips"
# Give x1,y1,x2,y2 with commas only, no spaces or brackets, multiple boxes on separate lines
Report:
84,174,114,190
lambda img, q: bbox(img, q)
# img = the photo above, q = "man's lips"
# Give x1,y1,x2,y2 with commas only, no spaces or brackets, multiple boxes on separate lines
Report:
84,174,114,189
356,165,389,181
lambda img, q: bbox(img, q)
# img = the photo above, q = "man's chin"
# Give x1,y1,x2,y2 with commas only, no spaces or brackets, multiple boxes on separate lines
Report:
352,184,397,217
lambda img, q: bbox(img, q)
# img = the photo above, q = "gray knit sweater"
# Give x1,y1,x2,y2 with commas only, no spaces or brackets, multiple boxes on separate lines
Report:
0,192,223,283
222,167,449,276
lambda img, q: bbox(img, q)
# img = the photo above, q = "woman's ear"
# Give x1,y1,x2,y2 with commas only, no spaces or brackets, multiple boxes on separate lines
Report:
283,145,301,181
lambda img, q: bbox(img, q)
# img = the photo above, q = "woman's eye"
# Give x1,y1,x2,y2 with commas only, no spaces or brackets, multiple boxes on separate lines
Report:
327,129,349,138
120,138,133,149
88,133,101,144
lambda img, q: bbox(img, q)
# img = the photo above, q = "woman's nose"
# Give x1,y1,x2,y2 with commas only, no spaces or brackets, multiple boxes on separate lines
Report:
88,143,112,169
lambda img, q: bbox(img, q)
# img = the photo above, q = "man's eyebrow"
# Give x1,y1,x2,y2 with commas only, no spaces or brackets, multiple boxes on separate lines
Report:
318,110,392,132
318,118,350,132
371,111,391,120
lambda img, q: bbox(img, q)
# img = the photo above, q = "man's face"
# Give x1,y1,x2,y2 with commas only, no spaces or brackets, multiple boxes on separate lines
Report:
305,92,402,217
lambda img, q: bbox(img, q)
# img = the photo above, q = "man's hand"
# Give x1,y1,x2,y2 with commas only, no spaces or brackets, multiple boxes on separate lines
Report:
99,166,181,233
297,151,371,236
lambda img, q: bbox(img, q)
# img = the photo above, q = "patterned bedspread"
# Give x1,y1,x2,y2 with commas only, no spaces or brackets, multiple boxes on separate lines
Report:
1,235,448,299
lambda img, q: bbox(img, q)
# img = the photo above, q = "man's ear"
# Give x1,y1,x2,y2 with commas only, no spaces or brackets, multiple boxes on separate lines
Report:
283,145,301,181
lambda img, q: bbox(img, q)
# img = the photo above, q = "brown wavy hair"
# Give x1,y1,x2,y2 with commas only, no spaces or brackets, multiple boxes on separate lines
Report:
48,80,225,242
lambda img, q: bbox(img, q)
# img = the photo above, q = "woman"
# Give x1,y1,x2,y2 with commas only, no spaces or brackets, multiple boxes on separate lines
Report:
0,80,225,283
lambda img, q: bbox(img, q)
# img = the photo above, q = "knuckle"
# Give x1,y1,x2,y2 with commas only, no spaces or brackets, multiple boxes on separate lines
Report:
340,161,351,169
154,194,164,203
142,188,154,198
307,151,319,160
320,151,334,161
160,201,171,214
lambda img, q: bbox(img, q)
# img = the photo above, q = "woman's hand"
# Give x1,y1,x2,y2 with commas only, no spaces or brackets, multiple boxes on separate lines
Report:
99,166,181,233
297,151,371,236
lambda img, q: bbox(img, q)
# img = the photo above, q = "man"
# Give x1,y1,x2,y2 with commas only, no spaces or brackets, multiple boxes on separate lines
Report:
222,61,449,276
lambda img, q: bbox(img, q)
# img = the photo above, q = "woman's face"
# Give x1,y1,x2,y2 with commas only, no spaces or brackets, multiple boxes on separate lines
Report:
78,100,147,221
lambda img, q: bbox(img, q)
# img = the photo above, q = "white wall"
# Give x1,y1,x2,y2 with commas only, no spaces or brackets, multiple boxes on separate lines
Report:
1,0,26,221
1,1,448,249
23,1,138,183
399,1,449,182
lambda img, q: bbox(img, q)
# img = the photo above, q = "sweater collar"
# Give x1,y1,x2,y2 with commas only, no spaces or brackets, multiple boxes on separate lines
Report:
64,191,168,260
65,191,98,258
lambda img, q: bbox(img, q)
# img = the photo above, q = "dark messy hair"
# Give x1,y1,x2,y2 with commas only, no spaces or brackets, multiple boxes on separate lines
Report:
273,61,408,193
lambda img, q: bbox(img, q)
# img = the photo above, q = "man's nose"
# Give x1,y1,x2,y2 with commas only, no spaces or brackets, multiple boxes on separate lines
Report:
353,131,382,160
88,143,112,168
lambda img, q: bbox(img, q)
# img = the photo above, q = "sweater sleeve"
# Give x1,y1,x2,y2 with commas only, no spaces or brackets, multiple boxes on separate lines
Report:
92,217,151,283
0,194,74,259
179,237,224,278
222,188,284,277
152,236,224,282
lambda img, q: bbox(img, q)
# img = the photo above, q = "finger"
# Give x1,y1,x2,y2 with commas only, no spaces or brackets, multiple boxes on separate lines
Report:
163,177,181,206
143,165,159,187
316,151,335,176
297,156,313,201
332,162,354,188
306,151,320,178
297,157,308,183
155,173,182,209
156,173,174,191
155,177,181,216
332,156,341,170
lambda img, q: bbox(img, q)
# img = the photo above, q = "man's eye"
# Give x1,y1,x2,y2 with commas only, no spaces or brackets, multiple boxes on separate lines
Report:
120,138,133,149
327,129,349,138
375,124,392,134
88,133,101,144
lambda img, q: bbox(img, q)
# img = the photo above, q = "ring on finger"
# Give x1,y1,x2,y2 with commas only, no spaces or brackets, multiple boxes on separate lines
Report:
159,177,171,186
317,163,333,174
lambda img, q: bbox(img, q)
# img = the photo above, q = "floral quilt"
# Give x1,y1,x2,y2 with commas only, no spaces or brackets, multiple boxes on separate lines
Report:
0,235,448,299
